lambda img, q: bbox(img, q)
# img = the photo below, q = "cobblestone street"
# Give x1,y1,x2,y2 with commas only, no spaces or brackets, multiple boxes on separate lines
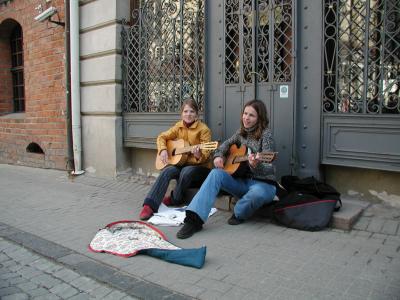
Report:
0,238,138,300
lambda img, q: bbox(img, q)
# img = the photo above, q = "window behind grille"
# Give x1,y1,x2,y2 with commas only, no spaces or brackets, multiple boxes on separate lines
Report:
323,0,399,114
122,0,205,113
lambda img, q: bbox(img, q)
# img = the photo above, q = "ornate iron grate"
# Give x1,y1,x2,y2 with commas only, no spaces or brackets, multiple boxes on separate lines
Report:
122,0,205,113
323,0,400,114
225,0,293,85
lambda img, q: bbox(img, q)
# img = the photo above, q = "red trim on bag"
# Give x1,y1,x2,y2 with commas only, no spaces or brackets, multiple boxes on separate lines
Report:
274,199,337,213
104,220,169,240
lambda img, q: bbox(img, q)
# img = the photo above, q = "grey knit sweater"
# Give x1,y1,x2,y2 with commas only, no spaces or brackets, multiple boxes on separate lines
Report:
214,128,276,181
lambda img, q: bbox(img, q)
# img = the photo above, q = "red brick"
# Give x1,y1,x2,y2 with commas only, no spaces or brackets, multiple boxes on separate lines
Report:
0,0,67,170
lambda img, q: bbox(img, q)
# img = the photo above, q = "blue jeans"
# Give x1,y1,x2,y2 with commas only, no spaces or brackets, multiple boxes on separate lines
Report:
187,169,276,222
143,165,210,211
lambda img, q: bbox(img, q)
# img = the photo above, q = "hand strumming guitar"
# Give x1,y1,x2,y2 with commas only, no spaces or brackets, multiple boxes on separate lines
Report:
214,157,224,169
159,150,169,165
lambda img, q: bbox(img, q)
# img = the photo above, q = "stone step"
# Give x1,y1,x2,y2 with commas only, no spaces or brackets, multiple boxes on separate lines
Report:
331,197,370,230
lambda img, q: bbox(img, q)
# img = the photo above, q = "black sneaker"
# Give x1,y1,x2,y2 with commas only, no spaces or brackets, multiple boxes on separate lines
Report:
176,222,202,239
228,214,244,225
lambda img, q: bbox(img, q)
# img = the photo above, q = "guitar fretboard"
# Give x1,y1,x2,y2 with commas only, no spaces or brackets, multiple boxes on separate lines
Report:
175,145,197,155
174,142,218,155
232,152,276,164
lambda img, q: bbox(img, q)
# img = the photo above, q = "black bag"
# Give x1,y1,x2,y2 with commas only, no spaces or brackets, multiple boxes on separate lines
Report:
273,176,341,231
280,175,340,199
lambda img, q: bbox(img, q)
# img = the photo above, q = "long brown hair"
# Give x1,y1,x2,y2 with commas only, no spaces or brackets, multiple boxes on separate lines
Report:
239,99,269,139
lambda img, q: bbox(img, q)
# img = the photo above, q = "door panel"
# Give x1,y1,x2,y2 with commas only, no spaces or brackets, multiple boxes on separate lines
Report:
207,0,295,177
224,85,244,138
224,84,255,138
271,83,294,177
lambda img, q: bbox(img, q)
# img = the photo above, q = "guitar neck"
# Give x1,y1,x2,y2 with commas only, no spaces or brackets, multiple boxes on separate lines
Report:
175,144,205,155
232,152,275,164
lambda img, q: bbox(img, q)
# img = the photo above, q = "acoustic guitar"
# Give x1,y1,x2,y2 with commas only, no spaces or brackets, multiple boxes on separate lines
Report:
224,144,277,176
155,139,219,170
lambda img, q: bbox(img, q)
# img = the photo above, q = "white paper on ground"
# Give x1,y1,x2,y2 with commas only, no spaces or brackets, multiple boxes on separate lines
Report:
148,203,217,226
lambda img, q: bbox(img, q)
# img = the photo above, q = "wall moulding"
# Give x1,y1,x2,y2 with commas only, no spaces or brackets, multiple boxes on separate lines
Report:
123,112,205,149
322,115,400,172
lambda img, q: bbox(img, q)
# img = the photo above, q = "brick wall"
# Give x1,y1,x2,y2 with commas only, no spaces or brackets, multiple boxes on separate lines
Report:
0,0,67,169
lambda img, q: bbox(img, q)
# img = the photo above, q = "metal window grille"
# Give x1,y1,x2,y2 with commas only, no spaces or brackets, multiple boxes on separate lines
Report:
122,0,205,113
323,0,400,114
224,0,293,85
10,25,24,112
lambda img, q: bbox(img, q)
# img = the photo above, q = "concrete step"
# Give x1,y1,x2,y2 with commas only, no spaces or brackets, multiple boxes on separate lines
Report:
331,197,370,230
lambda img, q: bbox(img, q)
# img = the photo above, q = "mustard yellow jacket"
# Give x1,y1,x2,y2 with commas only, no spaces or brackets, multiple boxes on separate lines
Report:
157,120,212,165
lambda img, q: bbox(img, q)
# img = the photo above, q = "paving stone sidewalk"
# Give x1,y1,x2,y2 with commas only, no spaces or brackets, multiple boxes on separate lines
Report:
0,237,139,300
0,164,400,300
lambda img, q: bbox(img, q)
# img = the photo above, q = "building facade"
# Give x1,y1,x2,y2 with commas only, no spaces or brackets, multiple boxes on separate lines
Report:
1,0,399,205
0,0,68,169
120,0,400,204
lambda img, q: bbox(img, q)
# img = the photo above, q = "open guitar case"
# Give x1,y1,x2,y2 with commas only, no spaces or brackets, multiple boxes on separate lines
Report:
89,220,206,268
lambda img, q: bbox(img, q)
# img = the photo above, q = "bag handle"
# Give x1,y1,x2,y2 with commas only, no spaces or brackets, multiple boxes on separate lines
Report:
334,199,342,212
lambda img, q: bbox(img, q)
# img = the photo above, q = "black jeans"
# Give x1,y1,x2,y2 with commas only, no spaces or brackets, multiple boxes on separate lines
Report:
143,165,210,212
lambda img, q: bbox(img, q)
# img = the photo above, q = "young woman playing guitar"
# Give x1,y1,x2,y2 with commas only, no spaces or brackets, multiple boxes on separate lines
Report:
177,99,277,239
139,98,213,220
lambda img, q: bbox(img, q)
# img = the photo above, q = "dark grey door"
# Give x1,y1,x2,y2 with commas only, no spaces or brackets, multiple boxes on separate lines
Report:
207,0,295,176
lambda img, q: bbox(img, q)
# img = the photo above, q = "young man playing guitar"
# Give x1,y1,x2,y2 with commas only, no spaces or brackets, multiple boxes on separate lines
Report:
177,99,277,239
139,98,213,220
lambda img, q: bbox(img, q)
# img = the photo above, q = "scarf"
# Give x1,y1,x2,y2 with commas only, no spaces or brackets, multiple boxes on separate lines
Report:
183,120,196,128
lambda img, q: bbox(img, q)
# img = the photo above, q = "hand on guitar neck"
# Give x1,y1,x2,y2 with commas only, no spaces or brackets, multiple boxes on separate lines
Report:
223,144,277,176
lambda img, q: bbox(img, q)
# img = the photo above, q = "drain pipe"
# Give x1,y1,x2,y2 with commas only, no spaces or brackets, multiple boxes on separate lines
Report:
69,0,84,175
64,0,73,171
